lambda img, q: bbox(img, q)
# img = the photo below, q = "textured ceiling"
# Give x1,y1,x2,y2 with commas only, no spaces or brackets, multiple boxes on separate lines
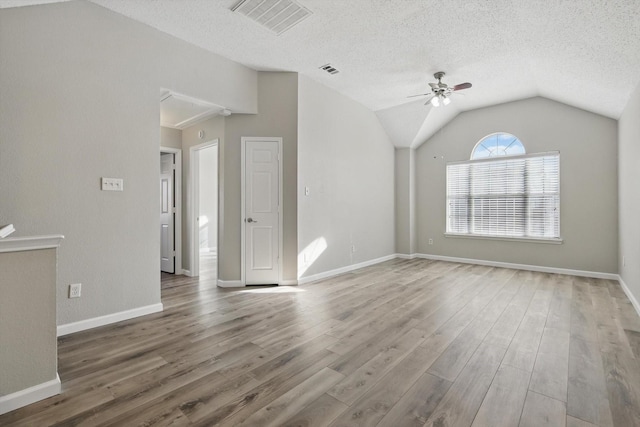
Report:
3,0,640,147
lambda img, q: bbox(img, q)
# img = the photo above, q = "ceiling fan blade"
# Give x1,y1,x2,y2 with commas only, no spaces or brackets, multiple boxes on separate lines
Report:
424,95,436,105
407,92,432,98
453,82,472,91
429,82,438,89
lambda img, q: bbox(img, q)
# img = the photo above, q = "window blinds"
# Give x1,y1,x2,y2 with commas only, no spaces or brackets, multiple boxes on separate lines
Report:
446,152,560,239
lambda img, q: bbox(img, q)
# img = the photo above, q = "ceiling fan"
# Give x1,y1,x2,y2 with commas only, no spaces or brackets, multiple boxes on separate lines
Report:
408,71,472,107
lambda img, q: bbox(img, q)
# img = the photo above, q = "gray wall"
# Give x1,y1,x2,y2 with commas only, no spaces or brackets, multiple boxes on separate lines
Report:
160,127,182,150
223,72,299,283
395,148,416,255
0,1,257,325
415,97,618,273
619,82,640,304
298,76,395,278
1,249,57,396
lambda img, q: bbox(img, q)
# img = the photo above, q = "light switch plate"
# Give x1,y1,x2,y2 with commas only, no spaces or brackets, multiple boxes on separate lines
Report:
101,177,124,191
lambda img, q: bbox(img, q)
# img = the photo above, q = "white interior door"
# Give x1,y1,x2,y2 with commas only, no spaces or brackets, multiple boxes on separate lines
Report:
244,138,280,285
161,153,175,273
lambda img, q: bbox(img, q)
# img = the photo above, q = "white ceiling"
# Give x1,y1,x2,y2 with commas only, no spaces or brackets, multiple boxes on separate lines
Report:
3,0,640,147
160,92,227,130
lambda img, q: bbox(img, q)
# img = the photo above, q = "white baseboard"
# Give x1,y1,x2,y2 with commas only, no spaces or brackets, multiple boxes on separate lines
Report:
296,252,619,286
395,253,418,260
215,279,299,287
415,253,619,280
181,269,192,276
217,279,244,288
57,303,163,337
618,275,640,317
298,254,397,285
0,374,60,415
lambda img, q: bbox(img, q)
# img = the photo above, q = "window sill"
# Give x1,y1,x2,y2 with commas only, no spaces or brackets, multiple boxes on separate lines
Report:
444,233,563,245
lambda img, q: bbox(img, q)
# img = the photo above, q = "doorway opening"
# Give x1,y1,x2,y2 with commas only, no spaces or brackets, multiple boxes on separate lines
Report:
159,147,182,275
190,140,219,279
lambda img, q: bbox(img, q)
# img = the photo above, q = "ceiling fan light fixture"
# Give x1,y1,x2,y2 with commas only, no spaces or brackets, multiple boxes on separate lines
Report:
409,71,472,108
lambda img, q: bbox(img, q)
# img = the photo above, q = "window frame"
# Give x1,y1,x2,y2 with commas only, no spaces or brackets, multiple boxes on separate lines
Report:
445,151,563,244
470,132,526,159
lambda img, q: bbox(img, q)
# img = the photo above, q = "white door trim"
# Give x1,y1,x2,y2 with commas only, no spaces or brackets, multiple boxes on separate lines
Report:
189,139,219,277
160,147,182,275
241,137,283,286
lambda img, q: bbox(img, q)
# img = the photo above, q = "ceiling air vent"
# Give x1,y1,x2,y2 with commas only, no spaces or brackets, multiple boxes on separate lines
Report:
232,0,313,35
319,64,339,75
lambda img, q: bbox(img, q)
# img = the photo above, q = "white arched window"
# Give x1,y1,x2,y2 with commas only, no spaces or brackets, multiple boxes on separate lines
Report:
447,133,560,241
471,132,526,159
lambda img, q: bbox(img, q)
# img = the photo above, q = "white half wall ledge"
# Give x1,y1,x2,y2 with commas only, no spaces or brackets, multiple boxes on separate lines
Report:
0,374,60,416
297,254,397,285
217,279,244,288
618,276,640,318
57,303,163,337
0,235,64,253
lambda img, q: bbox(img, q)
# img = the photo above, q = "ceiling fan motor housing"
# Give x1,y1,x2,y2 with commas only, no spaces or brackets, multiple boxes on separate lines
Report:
407,71,471,105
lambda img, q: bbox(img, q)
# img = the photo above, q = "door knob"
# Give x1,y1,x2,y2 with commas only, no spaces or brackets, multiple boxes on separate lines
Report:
246,218,258,223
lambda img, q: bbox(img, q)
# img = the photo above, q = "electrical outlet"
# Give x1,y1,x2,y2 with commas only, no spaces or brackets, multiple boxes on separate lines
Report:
69,283,81,298
428,238,434,245
623,256,626,267
351,244,356,253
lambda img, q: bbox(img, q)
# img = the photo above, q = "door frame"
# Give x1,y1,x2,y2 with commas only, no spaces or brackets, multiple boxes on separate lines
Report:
240,137,283,286
189,139,219,277
159,146,182,275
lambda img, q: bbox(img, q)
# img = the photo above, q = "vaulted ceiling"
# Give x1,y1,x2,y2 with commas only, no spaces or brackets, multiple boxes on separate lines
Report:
3,0,640,147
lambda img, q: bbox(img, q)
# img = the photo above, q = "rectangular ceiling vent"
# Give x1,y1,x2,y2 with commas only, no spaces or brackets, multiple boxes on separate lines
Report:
232,0,312,35
319,64,339,75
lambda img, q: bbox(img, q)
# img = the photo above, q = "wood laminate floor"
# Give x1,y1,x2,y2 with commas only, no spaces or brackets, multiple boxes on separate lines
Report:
2,259,640,426
199,251,217,279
